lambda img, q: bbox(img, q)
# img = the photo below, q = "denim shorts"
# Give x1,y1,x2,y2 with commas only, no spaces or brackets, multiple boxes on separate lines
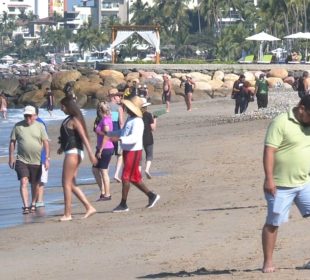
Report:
265,182,310,226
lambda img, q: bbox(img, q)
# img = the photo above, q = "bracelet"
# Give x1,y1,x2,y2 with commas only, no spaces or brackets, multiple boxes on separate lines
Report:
46,157,51,160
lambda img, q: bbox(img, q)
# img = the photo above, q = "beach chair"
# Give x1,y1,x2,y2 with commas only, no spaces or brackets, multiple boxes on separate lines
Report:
238,55,254,64
257,54,273,64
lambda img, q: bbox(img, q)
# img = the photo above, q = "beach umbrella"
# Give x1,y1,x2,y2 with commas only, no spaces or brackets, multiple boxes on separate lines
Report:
246,32,280,61
284,32,310,58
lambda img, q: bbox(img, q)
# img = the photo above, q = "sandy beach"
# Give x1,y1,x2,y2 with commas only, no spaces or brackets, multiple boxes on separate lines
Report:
2,94,310,279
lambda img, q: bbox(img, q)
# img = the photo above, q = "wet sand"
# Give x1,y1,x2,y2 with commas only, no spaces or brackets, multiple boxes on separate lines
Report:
1,97,310,279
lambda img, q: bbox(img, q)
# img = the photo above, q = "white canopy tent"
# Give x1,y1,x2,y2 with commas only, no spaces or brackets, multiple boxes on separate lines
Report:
110,25,160,63
246,32,280,61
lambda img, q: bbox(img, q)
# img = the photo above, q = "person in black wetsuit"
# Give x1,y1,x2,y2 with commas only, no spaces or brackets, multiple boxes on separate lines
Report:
57,96,97,221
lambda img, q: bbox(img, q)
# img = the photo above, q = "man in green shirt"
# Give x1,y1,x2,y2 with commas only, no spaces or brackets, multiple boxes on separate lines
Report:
262,95,310,273
255,73,269,109
9,105,50,214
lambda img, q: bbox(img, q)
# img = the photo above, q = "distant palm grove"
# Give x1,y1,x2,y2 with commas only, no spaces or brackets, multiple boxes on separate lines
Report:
0,0,310,63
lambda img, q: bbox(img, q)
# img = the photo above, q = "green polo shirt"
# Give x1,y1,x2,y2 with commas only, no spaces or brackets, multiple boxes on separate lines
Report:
10,120,48,165
265,108,310,187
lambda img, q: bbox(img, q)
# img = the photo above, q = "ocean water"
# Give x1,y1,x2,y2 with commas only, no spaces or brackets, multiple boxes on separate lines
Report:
0,108,98,229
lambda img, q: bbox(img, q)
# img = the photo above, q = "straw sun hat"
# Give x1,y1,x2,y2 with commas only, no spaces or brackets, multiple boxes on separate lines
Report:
122,96,143,117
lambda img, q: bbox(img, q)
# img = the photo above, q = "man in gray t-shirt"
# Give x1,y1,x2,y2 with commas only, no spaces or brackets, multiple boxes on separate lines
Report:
9,105,50,214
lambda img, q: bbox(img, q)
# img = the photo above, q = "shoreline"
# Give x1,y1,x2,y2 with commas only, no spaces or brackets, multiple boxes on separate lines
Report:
2,92,310,279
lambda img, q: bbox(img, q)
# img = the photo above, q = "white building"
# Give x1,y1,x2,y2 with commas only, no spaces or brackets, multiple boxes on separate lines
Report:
0,0,68,20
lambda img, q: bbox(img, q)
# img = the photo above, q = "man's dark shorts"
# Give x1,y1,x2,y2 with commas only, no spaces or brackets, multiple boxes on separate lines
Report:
15,160,42,185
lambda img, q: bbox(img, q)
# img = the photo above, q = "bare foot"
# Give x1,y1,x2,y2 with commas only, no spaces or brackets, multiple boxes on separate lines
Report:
262,262,275,273
82,207,96,219
114,176,121,183
59,215,72,222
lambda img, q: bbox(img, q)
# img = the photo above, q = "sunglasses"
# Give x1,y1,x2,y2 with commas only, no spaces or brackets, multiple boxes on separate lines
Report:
24,114,34,118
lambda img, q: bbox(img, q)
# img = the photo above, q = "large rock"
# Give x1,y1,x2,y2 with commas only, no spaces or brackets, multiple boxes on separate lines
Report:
88,74,103,84
74,80,105,97
207,80,224,90
268,68,288,79
213,70,225,81
102,75,126,88
18,89,45,106
223,80,235,90
189,72,211,82
51,70,82,91
138,70,158,80
0,78,20,96
99,69,124,80
126,72,140,81
266,77,284,88
283,76,294,85
244,71,255,81
224,73,239,82
194,81,212,92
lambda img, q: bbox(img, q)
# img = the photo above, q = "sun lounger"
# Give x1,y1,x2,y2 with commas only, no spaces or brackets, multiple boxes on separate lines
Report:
238,55,254,64
257,54,273,64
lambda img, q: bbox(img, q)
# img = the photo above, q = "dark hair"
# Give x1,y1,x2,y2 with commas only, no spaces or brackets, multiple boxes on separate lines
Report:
303,71,309,78
299,95,310,111
239,74,245,79
60,96,89,139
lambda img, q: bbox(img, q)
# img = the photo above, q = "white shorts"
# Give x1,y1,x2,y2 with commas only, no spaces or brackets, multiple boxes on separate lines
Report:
65,148,85,160
41,165,48,184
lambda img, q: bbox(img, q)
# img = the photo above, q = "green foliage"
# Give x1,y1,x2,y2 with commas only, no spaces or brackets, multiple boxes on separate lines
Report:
0,0,309,62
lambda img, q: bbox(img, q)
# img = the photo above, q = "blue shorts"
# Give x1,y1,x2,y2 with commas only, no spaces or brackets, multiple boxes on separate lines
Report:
94,148,114,169
265,182,310,226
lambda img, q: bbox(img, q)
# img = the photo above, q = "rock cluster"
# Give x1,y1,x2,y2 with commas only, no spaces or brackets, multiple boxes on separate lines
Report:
0,66,305,108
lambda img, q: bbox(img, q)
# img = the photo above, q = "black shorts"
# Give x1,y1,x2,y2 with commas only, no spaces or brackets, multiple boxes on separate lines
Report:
94,148,114,169
15,160,42,185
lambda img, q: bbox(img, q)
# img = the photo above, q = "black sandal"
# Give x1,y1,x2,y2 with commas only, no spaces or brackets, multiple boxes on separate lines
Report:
22,207,30,214
30,204,36,213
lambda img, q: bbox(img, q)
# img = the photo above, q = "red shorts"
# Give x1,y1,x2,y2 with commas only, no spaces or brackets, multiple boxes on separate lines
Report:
122,150,142,183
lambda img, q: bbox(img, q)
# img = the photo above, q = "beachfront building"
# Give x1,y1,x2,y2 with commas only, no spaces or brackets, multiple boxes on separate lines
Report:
0,0,67,19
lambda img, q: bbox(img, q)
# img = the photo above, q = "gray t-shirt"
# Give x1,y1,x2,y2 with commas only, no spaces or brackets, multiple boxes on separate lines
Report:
10,120,48,165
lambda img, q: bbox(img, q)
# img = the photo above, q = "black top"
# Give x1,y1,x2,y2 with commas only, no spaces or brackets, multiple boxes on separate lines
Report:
142,111,154,146
59,116,83,151
184,81,194,94
233,80,244,98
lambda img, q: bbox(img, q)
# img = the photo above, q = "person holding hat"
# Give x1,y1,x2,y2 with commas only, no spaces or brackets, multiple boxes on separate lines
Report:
106,96,160,212
140,98,156,179
9,105,50,214
108,88,125,182
255,73,269,109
